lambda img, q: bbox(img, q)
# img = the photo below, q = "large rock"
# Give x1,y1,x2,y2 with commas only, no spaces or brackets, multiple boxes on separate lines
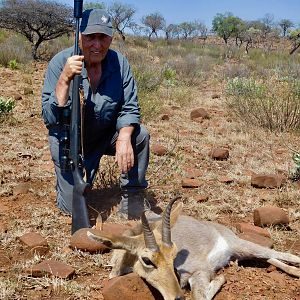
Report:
70,224,131,253
235,222,271,238
238,232,274,248
103,273,161,300
27,260,75,279
18,232,49,256
70,228,109,253
251,174,285,189
253,206,289,227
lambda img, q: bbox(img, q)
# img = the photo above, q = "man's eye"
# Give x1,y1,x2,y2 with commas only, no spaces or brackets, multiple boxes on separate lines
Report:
141,257,156,268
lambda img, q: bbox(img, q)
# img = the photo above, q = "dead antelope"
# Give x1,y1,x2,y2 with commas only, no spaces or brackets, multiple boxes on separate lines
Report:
87,197,300,300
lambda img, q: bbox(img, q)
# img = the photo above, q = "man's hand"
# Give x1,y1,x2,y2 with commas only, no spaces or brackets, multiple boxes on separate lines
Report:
56,55,84,106
63,55,84,82
115,126,135,174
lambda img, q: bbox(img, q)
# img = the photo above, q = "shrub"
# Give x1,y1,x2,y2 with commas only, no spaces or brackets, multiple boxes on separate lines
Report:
8,59,18,70
226,77,300,131
0,34,31,67
0,97,15,122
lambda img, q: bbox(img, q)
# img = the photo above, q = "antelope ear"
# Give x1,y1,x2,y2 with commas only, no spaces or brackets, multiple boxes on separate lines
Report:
87,230,141,253
169,201,183,227
155,201,183,232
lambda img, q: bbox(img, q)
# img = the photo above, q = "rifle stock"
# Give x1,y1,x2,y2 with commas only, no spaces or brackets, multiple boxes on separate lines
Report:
70,0,91,234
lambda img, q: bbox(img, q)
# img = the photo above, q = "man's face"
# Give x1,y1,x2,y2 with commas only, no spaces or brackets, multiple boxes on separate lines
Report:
80,33,112,65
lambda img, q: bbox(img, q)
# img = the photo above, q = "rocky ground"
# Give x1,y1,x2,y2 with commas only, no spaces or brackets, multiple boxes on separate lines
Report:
0,61,299,299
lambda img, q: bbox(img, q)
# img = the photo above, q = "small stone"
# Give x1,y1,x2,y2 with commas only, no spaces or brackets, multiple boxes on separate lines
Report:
182,178,202,188
209,148,229,160
151,144,168,156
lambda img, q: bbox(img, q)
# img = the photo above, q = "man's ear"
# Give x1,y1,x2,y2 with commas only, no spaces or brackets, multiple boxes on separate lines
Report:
87,230,141,253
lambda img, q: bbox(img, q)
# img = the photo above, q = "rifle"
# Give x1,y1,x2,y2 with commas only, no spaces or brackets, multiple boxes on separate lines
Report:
69,0,90,233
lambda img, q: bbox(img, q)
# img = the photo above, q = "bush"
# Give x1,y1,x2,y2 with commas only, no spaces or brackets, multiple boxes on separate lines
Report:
0,97,15,122
226,77,300,131
0,34,31,67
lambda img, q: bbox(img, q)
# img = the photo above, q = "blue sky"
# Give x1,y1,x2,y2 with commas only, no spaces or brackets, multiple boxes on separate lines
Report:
58,0,300,28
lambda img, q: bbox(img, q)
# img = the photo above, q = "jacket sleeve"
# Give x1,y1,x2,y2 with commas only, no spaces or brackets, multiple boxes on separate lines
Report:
41,54,70,128
116,56,140,131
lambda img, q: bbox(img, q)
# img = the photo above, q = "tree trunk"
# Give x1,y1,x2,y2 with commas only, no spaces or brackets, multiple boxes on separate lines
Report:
290,42,300,55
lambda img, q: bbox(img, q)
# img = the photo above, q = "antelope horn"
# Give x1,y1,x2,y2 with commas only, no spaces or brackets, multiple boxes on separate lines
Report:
162,196,181,247
141,212,159,252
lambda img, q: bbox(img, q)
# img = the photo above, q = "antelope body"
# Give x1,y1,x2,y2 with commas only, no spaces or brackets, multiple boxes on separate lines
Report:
88,198,300,300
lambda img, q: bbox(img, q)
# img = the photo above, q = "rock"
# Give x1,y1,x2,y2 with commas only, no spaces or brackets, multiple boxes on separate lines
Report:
13,182,30,195
209,148,229,160
235,222,271,238
251,174,285,189
23,87,33,95
194,195,209,202
218,176,234,184
27,260,75,279
238,232,274,248
182,178,202,188
70,228,109,253
13,93,22,100
190,108,210,120
18,232,49,256
211,94,220,99
160,114,170,121
151,144,168,156
253,206,289,226
103,273,158,300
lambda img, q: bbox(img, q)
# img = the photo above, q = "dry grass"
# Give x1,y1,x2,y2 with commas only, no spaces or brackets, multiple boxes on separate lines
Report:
0,36,299,299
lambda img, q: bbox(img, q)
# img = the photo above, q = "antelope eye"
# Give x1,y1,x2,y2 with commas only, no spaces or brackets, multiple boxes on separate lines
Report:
141,257,157,268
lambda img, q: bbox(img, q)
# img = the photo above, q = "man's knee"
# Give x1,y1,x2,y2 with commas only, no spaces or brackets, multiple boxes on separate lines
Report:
135,125,150,147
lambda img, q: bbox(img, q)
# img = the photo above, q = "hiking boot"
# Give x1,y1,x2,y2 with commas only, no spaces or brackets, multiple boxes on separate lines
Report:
117,191,161,222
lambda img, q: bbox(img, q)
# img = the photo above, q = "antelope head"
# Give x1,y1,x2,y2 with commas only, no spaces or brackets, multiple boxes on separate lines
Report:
87,197,185,300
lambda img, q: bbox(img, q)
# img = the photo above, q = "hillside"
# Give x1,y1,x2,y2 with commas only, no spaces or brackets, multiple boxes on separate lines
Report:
0,40,299,299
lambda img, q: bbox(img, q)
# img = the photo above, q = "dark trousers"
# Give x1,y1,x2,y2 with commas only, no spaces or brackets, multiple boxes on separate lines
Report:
48,125,150,214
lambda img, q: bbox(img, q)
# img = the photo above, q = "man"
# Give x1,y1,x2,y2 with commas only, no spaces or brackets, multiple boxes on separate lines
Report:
42,9,160,221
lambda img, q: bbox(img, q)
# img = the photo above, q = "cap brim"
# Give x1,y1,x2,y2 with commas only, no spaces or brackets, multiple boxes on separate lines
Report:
81,25,113,37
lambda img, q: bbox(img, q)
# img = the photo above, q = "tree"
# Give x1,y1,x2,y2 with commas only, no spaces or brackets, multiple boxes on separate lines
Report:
279,19,294,37
0,0,72,60
260,13,274,38
84,1,105,9
108,1,136,41
288,29,300,54
141,12,165,41
212,13,243,44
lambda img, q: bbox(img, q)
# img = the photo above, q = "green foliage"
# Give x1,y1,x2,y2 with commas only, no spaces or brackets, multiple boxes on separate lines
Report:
84,1,106,10
162,66,177,86
0,97,15,121
291,152,300,181
212,13,244,44
226,77,300,131
8,59,18,70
